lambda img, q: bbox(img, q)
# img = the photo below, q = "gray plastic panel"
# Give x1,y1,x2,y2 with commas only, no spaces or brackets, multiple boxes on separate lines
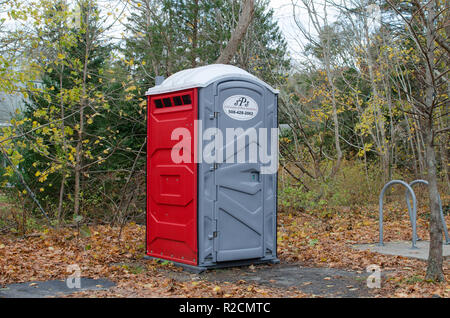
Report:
197,77,278,266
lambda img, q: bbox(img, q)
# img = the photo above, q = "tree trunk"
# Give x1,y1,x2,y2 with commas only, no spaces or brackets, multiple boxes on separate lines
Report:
74,118,82,216
57,65,66,229
384,0,445,281
424,0,444,282
364,19,389,182
326,51,342,179
415,121,426,176
191,0,199,67
216,0,254,64
74,7,90,216
440,84,450,192
57,174,66,229
424,125,444,281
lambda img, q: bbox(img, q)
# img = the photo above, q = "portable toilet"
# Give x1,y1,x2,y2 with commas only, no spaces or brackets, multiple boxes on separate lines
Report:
145,64,279,271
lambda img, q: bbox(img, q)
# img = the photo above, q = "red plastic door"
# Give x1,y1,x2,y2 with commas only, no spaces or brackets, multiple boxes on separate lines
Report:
146,88,198,265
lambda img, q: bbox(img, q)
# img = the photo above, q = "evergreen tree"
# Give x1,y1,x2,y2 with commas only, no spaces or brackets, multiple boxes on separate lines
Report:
122,0,289,88
11,0,120,220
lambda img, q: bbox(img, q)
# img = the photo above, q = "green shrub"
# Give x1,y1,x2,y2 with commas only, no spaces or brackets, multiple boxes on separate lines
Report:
278,184,326,212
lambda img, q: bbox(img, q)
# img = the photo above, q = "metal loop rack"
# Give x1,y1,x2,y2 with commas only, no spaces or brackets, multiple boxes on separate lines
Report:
379,179,449,249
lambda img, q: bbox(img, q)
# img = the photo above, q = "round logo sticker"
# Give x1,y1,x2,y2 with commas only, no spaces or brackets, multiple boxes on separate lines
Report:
223,95,258,121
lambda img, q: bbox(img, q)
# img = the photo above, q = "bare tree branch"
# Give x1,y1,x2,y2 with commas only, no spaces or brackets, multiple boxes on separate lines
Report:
216,0,254,64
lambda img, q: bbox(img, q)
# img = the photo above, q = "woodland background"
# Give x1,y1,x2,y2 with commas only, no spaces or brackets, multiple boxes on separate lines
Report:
0,0,448,288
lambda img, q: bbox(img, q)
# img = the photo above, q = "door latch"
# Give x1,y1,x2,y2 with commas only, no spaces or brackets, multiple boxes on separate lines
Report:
209,112,219,119
208,219,218,240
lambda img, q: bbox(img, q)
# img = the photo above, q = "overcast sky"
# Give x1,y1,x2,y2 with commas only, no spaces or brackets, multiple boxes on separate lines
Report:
1,0,333,63
270,0,343,62
270,0,303,58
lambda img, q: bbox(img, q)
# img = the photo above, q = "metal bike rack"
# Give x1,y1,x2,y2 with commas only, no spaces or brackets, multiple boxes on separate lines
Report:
405,179,450,245
379,180,417,249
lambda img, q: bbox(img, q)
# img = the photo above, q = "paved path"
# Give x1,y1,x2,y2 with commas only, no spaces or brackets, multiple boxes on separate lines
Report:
353,240,450,260
0,263,384,298
163,263,378,297
0,278,115,298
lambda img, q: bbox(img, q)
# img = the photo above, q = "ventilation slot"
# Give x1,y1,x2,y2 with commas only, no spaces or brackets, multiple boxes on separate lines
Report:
154,94,192,109
154,99,163,108
173,96,183,106
163,98,172,107
182,95,192,105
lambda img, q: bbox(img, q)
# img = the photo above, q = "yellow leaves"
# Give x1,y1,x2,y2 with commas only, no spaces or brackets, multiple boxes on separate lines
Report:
364,143,373,151
38,174,48,183
122,58,135,67
34,109,47,118
87,118,94,125
64,126,74,136
36,137,44,145
311,108,329,122
125,85,137,93
3,166,14,177
35,171,41,177
84,150,93,160
358,143,373,157
7,150,23,166
56,52,65,60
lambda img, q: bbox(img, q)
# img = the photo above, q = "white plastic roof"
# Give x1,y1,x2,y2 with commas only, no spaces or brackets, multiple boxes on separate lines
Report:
145,64,279,95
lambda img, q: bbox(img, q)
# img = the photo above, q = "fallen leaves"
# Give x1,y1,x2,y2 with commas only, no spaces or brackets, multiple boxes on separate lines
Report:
0,199,448,298
0,223,304,298
277,199,450,297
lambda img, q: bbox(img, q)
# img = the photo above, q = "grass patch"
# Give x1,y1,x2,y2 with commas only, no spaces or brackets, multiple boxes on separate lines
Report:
402,275,425,285
0,194,9,203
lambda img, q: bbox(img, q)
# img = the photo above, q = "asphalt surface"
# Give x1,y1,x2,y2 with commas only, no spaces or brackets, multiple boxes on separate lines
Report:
0,278,115,298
